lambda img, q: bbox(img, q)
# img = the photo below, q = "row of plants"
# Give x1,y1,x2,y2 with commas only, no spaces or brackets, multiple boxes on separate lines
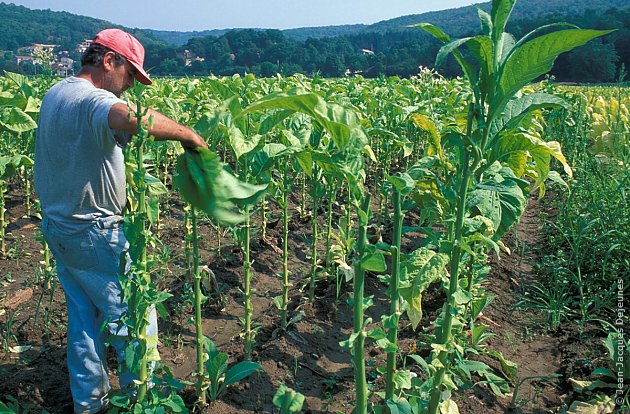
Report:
522,82,629,410
1,0,624,411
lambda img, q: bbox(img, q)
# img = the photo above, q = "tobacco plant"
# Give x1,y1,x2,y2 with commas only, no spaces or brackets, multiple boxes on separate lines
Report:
174,146,267,400
412,1,613,411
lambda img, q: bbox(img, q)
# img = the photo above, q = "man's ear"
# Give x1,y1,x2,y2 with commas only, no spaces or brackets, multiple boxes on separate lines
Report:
102,52,116,73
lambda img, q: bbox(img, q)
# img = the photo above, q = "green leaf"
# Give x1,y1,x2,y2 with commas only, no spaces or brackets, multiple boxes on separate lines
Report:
467,166,528,240
161,394,187,413
173,148,267,225
224,361,262,386
273,384,305,412
0,107,37,133
361,251,387,272
144,173,168,196
413,23,478,85
393,370,413,390
478,8,492,36
488,350,518,383
399,248,449,329
386,173,415,196
411,114,443,160
492,29,615,120
228,126,261,159
237,89,366,151
206,352,229,389
411,23,451,43
452,289,472,305
491,0,517,44
259,109,295,134
0,155,33,180
487,130,572,188
435,37,474,68
489,93,570,139
439,398,460,414
386,396,412,414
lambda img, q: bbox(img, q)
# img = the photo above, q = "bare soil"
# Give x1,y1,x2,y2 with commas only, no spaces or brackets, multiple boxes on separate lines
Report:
0,187,607,413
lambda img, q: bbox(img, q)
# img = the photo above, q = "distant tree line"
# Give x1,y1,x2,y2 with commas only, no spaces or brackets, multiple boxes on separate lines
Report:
0,1,628,82
143,7,629,82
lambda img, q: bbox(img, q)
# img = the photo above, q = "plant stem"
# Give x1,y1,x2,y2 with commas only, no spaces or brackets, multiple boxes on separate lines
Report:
353,194,371,414
261,194,267,240
324,181,337,271
280,179,290,330
243,205,253,360
0,183,5,256
428,150,471,414
385,189,402,404
191,207,206,402
308,174,319,301
24,168,31,217
135,126,150,403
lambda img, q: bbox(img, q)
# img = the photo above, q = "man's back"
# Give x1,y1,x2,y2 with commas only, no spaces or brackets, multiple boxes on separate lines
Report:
34,76,128,232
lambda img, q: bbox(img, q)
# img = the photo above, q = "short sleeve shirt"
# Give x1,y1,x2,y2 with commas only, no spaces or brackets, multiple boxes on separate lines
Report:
34,77,130,231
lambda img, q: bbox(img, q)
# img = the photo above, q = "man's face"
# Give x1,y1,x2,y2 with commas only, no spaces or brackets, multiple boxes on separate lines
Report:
103,53,136,97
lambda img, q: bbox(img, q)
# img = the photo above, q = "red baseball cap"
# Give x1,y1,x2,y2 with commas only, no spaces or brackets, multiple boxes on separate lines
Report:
93,29,152,85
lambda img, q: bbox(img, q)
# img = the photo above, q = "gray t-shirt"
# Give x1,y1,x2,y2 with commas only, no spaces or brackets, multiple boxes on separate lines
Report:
34,77,131,232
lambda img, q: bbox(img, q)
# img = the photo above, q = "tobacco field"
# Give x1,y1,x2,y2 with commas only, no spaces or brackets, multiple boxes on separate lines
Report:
0,2,628,413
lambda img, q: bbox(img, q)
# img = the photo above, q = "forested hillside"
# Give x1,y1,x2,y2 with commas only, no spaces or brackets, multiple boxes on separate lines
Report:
0,1,628,82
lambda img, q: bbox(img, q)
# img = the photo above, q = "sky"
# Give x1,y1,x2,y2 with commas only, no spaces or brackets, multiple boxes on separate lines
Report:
5,0,482,31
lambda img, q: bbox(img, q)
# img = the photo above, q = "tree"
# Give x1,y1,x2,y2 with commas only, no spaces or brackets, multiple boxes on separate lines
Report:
555,39,619,82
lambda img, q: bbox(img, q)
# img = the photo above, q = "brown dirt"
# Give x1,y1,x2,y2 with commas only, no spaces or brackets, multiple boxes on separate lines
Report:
0,187,606,413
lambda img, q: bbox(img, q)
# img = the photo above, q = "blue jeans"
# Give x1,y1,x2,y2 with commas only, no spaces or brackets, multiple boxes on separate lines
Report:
41,215,158,414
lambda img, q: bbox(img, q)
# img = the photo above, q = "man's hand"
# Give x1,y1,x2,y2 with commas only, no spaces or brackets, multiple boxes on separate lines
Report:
183,133,208,150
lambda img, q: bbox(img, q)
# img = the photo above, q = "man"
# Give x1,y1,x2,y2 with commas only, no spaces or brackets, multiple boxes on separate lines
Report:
34,29,207,414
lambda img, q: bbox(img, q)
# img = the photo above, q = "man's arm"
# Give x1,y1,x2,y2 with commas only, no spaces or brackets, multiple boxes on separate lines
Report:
108,102,208,149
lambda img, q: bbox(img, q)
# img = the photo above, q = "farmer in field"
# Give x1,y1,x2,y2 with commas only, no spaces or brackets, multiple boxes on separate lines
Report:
34,29,207,414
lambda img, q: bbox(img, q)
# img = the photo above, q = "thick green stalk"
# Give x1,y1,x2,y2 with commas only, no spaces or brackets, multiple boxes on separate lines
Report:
24,169,31,217
183,204,193,270
385,189,403,404
428,150,471,414
353,194,371,414
43,239,52,289
308,176,319,301
0,184,5,256
280,186,290,331
243,205,253,360
135,128,149,403
300,173,307,219
324,182,337,270
261,195,268,240
191,207,206,402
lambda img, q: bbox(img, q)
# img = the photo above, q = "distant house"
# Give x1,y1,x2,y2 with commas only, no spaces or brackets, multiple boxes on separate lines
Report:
53,56,74,76
15,55,34,65
361,49,375,55
18,43,58,56
184,49,205,67
76,39,92,54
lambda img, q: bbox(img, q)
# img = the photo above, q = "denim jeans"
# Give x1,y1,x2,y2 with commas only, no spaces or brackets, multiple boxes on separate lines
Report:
41,215,157,414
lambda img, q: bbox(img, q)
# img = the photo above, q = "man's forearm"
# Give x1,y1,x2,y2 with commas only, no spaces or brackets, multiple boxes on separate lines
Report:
108,103,207,149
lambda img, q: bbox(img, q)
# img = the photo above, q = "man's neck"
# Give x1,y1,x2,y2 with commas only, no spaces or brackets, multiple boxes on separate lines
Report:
76,67,104,89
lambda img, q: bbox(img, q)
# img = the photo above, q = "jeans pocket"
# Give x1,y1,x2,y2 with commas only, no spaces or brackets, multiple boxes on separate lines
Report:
49,232,99,271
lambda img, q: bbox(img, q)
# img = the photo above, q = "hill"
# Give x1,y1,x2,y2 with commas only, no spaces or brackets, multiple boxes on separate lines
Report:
145,0,629,45
0,1,628,82
0,2,166,51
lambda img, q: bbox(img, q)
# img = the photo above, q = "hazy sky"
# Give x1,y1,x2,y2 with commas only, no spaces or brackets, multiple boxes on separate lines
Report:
5,0,482,31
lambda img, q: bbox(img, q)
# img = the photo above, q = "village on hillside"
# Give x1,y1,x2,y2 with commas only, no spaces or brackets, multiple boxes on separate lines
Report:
0,40,92,76
0,39,208,77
